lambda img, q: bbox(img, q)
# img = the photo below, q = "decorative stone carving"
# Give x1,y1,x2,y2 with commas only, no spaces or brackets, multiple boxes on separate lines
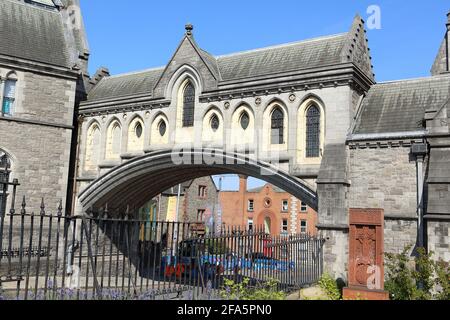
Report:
289,94,296,103
224,102,230,109
343,208,389,300
255,97,262,106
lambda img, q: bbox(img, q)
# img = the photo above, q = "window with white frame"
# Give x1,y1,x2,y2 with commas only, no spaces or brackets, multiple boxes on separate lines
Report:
300,202,308,212
282,219,288,233
248,218,253,231
247,199,254,212
282,200,289,212
2,79,16,116
300,220,307,234
197,209,205,222
198,185,207,198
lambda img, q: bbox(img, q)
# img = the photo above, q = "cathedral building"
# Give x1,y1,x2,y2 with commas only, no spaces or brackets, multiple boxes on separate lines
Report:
0,0,449,280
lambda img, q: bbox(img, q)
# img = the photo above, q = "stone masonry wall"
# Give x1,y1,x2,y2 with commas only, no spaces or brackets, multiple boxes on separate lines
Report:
320,229,348,281
184,177,218,223
348,145,420,276
349,146,417,218
384,218,417,255
0,69,76,215
427,221,450,262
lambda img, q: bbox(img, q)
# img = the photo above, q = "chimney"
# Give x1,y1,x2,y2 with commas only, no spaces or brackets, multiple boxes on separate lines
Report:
238,175,248,194
89,67,110,86
238,175,248,228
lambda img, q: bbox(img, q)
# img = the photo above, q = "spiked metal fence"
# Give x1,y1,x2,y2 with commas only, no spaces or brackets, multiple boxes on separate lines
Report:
0,178,325,300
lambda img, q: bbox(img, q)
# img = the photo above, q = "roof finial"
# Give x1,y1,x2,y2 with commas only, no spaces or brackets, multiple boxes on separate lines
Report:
185,23,193,36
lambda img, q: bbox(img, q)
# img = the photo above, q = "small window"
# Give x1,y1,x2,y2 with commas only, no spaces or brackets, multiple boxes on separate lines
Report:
271,107,284,145
282,200,289,212
282,219,288,233
210,114,220,132
158,120,167,137
197,209,205,222
135,123,143,138
2,79,16,116
247,199,254,212
300,202,308,212
300,220,307,234
198,185,207,198
240,112,250,130
248,218,254,231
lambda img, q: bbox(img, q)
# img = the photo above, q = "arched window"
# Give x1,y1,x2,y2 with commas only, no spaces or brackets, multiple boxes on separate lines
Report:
85,123,101,171
135,122,143,138
128,117,144,152
210,114,220,132
0,152,11,217
240,111,250,130
271,107,284,145
105,121,122,160
158,120,167,137
306,106,321,158
2,77,17,116
182,82,195,127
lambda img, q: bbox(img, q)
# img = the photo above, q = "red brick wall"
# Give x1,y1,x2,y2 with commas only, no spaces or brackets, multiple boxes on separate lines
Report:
219,176,318,236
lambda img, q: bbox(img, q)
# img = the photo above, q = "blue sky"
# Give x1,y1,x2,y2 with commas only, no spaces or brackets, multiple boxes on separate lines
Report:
80,0,449,190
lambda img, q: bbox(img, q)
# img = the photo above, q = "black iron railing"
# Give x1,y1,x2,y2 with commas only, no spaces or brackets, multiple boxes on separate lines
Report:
0,180,325,300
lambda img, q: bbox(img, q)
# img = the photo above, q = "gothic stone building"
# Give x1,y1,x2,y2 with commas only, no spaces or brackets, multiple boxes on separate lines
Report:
1,0,449,281
74,13,450,278
0,0,90,215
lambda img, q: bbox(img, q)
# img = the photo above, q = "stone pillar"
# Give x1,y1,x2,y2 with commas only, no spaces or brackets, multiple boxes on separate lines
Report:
343,208,389,300
316,144,350,281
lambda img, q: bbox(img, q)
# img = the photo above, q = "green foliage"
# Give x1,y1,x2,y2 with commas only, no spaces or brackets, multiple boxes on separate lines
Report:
385,246,450,300
318,273,342,300
220,278,286,300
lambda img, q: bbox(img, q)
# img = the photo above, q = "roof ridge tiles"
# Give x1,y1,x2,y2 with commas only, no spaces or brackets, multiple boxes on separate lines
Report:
215,32,348,59
105,66,165,79
375,74,450,86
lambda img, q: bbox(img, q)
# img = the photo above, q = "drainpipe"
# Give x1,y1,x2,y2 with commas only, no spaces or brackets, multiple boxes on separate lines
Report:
411,143,428,249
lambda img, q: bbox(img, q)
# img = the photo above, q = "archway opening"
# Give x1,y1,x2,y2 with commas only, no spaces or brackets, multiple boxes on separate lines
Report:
78,148,318,214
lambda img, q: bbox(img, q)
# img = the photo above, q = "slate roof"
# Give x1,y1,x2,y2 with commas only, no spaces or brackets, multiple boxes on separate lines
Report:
87,68,164,101
216,34,348,81
0,0,71,68
85,33,352,103
353,75,450,135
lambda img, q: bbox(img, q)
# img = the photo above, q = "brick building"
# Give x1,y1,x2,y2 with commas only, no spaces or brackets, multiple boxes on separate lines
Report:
219,176,318,236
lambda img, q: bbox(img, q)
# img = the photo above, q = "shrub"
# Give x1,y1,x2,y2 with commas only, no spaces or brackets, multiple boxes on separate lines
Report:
385,246,449,300
220,277,286,300
318,273,341,300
